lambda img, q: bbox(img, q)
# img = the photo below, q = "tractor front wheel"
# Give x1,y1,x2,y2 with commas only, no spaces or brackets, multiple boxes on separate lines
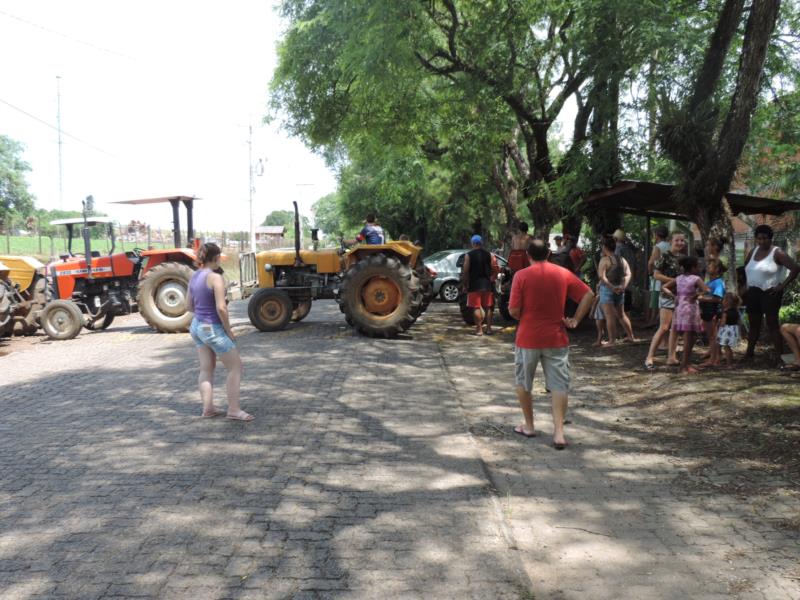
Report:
40,300,84,340
137,262,194,333
85,313,115,331
248,288,293,332
291,300,312,322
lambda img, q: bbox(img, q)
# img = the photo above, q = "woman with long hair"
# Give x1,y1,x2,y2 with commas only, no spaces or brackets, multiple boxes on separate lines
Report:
186,243,253,421
644,231,688,369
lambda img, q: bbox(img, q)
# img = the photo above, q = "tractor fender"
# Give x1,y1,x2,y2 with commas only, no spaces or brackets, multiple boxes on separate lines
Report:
140,249,197,275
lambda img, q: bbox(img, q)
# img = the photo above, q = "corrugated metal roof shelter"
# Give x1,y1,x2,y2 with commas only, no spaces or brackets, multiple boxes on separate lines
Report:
585,180,800,220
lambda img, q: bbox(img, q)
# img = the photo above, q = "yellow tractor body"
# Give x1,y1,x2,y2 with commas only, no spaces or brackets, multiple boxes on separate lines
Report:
0,255,44,292
0,255,49,336
239,202,432,337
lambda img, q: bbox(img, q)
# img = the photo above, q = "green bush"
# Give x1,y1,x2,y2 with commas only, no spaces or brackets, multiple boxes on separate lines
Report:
780,300,800,323
780,279,800,323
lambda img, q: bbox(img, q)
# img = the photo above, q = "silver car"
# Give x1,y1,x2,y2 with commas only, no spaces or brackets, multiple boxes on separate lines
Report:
424,249,507,302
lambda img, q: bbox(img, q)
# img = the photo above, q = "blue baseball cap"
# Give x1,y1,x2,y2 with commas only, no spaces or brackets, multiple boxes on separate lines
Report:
470,234,482,245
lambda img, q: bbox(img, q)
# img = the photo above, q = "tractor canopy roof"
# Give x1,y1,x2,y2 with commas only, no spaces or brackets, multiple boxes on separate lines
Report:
50,217,115,227
111,196,198,205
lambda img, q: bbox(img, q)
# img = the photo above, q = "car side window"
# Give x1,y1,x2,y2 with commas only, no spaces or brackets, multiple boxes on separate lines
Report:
455,253,466,268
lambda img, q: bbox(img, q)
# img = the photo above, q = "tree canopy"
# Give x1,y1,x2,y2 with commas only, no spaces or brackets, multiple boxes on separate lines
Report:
273,1,800,252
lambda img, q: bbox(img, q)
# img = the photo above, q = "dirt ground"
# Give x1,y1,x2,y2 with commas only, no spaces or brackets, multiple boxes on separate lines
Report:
424,304,800,501
583,321,800,497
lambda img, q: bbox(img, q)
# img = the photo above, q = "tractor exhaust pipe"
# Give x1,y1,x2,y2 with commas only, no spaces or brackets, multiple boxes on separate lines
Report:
293,201,304,267
82,199,93,279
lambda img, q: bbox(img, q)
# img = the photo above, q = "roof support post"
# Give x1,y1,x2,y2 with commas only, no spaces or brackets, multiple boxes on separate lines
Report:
183,198,194,246
170,199,181,248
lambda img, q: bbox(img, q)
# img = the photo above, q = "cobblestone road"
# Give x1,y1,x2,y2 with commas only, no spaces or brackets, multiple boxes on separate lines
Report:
0,302,528,600
1,301,798,599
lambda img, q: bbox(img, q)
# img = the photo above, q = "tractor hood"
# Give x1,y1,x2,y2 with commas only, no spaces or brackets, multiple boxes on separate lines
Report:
256,248,343,273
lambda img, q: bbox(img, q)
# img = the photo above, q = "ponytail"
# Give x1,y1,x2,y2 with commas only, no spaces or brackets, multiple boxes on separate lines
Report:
197,242,221,267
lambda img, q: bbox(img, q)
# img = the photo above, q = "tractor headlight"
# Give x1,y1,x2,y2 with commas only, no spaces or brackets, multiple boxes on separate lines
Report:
264,263,273,272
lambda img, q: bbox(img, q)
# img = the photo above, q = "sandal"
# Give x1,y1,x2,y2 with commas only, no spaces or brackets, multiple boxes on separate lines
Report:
779,363,800,372
227,410,255,421
201,408,226,418
644,362,656,371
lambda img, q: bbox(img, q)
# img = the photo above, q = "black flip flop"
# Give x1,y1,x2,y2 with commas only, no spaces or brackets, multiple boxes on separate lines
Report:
514,425,537,438
553,442,568,450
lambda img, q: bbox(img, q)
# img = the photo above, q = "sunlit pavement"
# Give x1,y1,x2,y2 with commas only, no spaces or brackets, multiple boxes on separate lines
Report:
0,301,798,599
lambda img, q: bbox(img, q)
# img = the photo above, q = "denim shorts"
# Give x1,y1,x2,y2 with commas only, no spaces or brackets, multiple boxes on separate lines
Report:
514,346,570,393
190,318,235,354
599,283,623,306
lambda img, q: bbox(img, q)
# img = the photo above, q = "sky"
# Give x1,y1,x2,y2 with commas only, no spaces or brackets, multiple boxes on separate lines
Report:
0,0,337,233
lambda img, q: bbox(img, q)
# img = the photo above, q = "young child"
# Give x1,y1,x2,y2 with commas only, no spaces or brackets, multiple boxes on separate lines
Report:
717,292,742,368
664,256,709,374
591,282,606,346
699,259,726,366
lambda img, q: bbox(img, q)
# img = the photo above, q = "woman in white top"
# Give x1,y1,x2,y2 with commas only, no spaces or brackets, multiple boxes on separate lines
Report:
743,224,799,362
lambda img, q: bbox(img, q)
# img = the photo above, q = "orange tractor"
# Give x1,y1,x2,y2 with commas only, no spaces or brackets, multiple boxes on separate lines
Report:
40,196,200,340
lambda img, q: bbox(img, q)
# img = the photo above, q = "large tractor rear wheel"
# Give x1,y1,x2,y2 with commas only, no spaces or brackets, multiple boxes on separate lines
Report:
40,300,83,340
0,280,14,336
137,262,194,333
15,274,48,335
339,253,416,338
248,288,293,331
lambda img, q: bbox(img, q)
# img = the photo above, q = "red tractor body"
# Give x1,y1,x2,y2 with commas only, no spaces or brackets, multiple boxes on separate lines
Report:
39,197,201,340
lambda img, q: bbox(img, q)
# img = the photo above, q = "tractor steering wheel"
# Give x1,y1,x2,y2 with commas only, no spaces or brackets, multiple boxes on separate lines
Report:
131,247,144,259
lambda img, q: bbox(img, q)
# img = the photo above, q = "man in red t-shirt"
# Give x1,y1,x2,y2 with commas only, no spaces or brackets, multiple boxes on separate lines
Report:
509,239,594,449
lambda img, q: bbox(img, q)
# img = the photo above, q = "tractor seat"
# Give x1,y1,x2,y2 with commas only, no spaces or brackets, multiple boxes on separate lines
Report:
91,251,101,257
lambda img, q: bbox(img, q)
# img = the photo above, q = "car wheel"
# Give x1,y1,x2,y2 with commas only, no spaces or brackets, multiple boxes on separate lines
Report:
439,281,460,302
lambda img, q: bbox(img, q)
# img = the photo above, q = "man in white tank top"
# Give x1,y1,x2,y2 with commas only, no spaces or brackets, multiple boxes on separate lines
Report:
743,224,800,362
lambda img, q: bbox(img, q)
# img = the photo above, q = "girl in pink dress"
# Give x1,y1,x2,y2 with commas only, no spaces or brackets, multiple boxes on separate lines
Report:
663,256,709,374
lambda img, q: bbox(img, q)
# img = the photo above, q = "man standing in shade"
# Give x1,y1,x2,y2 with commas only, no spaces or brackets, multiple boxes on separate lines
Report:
509,239,594,449
461,234,497,335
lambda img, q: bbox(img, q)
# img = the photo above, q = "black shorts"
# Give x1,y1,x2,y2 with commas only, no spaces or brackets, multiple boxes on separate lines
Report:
745,287,783,318
700,302,721,322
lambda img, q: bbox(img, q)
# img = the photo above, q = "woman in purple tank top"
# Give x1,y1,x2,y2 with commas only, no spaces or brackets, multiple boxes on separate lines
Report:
187,243,253,421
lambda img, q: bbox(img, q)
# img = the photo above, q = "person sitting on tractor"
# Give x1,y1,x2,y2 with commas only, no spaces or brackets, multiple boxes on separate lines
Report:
507,222,533,273
346,213,385,245
511,222,533,251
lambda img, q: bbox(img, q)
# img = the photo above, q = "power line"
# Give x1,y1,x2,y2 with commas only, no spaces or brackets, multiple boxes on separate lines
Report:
0,8,134,60
0,96,115,157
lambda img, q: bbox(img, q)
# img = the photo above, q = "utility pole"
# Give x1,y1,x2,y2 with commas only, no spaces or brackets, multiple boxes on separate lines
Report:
248,125,254,252
56,76,64,210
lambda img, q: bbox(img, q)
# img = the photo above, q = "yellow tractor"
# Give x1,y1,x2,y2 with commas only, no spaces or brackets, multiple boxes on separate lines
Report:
0,255,49,336
240,202,433,338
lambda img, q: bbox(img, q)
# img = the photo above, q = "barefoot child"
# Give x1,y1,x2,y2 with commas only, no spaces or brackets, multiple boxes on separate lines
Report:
591,283,605,346
717,292,742,368
663,256,709,374
699,259,726,366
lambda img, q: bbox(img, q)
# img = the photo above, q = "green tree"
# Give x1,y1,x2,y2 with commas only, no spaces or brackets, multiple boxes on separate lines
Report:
262,209,311,242
0,135,35,231
658,0,783,245
272,0,697,239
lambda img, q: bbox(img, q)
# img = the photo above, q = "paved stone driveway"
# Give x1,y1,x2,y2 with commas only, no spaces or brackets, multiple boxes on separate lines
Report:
0,302,528,600
1,301,798,599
